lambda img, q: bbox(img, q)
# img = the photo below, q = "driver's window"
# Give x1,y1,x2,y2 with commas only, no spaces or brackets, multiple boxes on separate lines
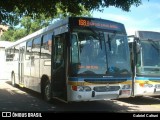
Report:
71,34,79,63
54,35,64,69
115,37,126,60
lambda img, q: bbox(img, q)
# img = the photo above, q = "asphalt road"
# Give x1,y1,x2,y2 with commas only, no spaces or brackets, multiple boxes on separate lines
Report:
0,80,160,113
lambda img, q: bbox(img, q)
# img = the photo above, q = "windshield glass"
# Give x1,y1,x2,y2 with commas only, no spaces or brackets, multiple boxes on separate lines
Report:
71,27,131,76
136,40,160,76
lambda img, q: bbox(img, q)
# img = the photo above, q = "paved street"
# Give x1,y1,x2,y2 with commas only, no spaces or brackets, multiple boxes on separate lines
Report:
0,80,55,111
0,80,160,113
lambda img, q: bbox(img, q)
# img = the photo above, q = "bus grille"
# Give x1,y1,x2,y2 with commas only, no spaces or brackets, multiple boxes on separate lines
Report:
93,86,120,92
155,84,160,89
84,79,127,84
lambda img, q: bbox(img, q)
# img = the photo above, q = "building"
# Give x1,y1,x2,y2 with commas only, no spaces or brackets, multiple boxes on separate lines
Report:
0,41,13,80
0,25,9,37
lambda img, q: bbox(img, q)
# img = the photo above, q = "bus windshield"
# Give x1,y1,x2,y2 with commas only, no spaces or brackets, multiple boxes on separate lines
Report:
71,27,131,76
137,40,160,76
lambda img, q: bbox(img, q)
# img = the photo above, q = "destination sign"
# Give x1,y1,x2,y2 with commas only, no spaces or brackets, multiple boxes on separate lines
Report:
69,17,126,33
78,19,119,29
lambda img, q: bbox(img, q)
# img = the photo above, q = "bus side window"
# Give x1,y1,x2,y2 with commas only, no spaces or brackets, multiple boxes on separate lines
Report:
14,46,19,61
41,33,52,58
53,35,64,69
5,48,15,61
48,40,52,52
71,34,79,63
32,37,41,58
26,40,33,60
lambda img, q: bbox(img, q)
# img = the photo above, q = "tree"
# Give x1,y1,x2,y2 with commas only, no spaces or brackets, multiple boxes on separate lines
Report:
1,5,91,41
0,0,142,25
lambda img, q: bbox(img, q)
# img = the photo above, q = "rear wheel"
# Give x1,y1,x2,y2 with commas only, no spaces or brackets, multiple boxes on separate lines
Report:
43,80,52,102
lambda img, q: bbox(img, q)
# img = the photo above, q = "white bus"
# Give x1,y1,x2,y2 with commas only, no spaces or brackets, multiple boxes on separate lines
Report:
0,41,13,80
5,17,132,102
128,31,160,97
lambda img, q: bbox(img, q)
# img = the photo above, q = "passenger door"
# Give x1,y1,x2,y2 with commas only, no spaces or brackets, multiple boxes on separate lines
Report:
52,34,67,100
19,47,25,85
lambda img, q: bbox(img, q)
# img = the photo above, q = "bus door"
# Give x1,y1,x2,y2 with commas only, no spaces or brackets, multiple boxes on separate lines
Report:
52,34,67,100
19,47,25,85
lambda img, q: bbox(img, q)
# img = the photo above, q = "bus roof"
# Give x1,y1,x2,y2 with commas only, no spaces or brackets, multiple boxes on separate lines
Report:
5,17,126,49
135,31,160,41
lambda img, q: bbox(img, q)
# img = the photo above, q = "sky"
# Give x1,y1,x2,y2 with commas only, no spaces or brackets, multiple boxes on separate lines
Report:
92,0,160,35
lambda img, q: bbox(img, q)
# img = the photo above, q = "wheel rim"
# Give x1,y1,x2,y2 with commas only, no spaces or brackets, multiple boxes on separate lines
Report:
45,83,51,101
11,75,15,85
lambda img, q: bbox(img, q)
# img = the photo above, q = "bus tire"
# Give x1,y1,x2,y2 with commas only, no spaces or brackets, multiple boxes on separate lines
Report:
11,73,16,87
43,80,52,102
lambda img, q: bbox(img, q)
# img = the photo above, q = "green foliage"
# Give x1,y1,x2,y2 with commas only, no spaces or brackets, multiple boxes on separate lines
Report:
0,0,143,41
0,0,142,25
0,4,91,41
1,28,26,41
0,14,52,41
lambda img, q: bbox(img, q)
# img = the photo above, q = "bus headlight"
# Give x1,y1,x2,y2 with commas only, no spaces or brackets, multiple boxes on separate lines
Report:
84,86,91,91
144,84,153,88
122,85,130,89
77,86,84,91
77,86,91,91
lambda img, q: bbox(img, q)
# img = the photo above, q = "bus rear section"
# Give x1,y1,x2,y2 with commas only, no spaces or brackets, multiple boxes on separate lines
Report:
128,31,160,97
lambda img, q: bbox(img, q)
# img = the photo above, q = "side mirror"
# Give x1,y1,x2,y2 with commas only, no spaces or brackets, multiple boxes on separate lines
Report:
136,42,141,53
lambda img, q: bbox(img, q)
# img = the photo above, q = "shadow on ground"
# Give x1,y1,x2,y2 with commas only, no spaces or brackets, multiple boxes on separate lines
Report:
116,96,160,105
3,80,151,113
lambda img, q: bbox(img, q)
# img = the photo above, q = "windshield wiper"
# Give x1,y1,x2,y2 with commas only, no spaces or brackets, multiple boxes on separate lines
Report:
108,34,111,51
148,39,160,51
107,32,117,51
85,27,104,50
81,70,96,74
98,32,104,49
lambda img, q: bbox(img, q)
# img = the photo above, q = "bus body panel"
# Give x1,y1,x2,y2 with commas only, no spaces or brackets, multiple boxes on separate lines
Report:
128,31,160,97
67,77,132,101
134,76,160,96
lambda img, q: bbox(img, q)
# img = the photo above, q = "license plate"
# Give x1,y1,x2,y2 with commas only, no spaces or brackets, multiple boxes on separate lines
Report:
121,90,130,95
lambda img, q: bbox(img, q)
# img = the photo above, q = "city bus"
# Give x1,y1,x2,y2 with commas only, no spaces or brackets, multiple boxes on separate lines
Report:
128,31,160,97
5,17,132,102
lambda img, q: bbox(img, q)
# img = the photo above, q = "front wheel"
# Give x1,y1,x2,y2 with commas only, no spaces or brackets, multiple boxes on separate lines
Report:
43,81,52,102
